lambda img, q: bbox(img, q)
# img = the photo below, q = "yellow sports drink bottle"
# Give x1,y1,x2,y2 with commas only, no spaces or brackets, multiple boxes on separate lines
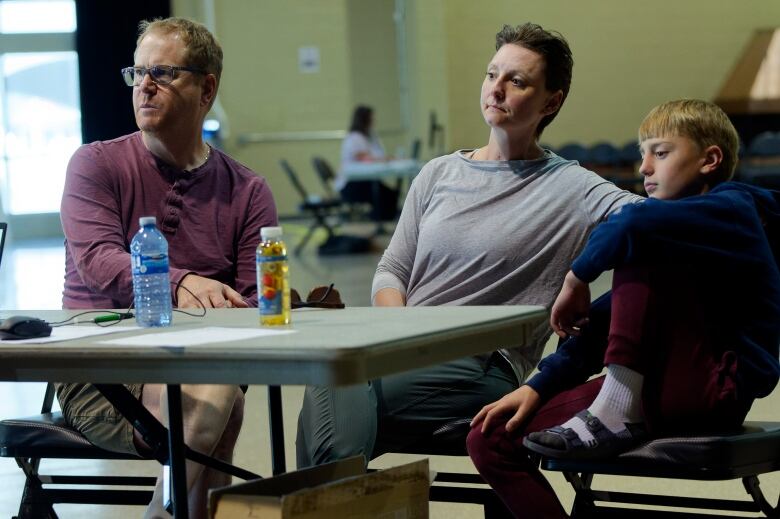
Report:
256,226,291,325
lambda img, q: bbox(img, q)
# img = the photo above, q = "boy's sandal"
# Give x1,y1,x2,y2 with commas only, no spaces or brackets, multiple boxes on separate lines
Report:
522,410,647,460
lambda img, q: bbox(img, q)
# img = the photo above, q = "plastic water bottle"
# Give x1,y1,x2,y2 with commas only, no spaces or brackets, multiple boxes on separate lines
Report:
257,226,290,325
131,216,172,327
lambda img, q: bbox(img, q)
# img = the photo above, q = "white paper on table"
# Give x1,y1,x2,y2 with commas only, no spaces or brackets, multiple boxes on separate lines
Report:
0,325,135,345
98,326,296,347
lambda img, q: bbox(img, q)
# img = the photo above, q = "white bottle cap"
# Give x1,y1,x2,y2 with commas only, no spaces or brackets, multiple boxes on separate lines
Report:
261,226,283,240
139,216,157,226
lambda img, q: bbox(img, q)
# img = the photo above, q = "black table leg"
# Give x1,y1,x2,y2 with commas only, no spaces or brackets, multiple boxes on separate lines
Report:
93,383,259,518
166,384,189,519
268,385,286,475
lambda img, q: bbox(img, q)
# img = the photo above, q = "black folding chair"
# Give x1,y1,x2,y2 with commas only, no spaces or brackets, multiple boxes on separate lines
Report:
310,156,372,222
0,383,259,518
280,159,344,255
540,421,780,517
0,383,156,518
310,156,339,199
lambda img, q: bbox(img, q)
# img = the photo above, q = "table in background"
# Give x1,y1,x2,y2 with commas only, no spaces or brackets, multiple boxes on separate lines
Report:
339,158,423,183
340,159,424,234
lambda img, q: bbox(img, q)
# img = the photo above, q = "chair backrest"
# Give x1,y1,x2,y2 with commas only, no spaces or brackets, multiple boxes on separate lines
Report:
410,138,422,160
748,131,780,157
556,143,590,163
0,222,6,269
619,140,641,165
311,157,338,198
589,142,621,166
280,159,310,202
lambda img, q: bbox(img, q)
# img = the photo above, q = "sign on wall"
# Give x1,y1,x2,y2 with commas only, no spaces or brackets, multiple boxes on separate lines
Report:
298,46,320,73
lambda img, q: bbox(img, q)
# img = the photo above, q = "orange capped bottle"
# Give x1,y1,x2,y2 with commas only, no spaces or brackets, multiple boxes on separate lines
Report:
256,226,291,325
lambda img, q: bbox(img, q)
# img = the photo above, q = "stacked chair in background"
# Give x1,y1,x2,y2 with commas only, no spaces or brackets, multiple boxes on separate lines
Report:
552,132,780,194
737,131,780,189
553,141,644,193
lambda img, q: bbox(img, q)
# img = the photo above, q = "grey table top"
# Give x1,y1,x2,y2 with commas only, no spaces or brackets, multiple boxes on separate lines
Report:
0,306,546,386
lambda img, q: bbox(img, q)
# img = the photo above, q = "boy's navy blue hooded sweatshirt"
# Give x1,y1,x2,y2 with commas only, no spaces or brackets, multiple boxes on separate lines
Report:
527,182,780,403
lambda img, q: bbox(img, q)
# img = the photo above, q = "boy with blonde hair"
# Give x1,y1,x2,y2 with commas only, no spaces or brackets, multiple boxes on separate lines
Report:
467,99,780,518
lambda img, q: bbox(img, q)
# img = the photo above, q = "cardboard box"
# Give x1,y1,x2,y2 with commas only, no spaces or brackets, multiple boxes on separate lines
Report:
209,456,429,519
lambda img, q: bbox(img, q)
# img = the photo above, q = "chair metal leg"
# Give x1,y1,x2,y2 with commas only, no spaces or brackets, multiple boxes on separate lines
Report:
296,224,317,256
565,471,596,518
16,473,58,519
743,476,779,519
295,213,336,256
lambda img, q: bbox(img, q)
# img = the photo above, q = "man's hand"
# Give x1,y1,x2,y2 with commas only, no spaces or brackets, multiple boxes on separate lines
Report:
470,385,541,434
176,274,248,309
550,270,591,338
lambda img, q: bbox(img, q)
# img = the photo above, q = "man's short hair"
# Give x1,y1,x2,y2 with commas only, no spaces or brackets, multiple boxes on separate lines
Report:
137,17,223,85
639,99,740,183
494,23,573,136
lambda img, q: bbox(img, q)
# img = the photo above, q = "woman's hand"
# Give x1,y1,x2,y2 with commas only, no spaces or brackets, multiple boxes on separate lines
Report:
470,385,541,434
550,270,591,338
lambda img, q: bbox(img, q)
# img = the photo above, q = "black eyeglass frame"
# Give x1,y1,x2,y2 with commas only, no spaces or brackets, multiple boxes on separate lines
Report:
121,65,208,87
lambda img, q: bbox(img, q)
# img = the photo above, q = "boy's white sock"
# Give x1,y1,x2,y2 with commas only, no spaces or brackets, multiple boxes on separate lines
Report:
561,364,644,444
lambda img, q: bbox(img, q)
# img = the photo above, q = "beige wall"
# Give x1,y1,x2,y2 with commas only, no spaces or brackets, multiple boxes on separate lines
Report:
211,0,352,214
346,0,402,133
174,0,780,214
436,0,780,150
405,0,449,158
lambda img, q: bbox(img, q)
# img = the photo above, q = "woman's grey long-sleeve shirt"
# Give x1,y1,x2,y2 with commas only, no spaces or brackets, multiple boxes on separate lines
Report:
372,149,642,381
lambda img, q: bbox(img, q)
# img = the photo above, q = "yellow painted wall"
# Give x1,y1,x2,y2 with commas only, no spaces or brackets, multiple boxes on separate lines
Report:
214,0,352,214
404,0,449,158
172,0,780,213
436,0,780,149
174,0,406,214
346,0,402,133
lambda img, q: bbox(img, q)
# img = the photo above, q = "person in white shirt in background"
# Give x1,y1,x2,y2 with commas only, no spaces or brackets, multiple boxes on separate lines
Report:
336,105,400,221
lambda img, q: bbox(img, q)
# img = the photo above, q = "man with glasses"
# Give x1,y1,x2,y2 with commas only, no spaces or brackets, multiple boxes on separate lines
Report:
58,17,277,518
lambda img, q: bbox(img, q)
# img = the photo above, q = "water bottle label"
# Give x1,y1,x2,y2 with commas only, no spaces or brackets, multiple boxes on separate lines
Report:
132,253,170,275
258,259,284,315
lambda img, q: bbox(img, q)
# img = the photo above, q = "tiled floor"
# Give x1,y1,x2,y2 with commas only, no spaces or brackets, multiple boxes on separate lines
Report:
1,223,778,518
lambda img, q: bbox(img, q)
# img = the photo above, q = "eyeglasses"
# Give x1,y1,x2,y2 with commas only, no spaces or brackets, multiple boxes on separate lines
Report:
291,284,345,309
121,65,207,87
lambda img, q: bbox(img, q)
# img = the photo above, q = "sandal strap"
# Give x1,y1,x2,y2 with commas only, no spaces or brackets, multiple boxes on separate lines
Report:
575,410,647,445
538,425,586,450
574,410,612,442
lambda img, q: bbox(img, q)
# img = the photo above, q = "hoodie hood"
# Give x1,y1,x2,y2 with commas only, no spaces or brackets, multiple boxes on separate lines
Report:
714,182,780,268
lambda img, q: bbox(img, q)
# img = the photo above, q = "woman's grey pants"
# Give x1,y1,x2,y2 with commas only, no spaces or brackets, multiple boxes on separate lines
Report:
296,352,518,467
